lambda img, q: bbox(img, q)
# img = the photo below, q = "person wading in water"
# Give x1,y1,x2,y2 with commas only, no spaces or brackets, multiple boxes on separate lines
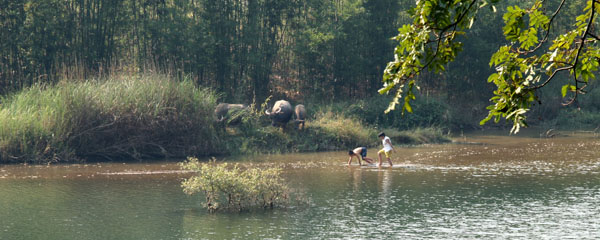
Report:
377,132,394,167
348,147,374,166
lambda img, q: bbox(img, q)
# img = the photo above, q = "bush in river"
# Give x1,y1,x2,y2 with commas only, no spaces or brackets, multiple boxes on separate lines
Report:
180,157,289,212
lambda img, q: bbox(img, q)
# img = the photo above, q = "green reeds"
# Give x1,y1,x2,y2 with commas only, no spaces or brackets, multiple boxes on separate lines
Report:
307,111,377,149
0,74,219,163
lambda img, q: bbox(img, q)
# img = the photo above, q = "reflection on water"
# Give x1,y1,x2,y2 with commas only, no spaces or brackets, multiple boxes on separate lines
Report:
1,133,600,239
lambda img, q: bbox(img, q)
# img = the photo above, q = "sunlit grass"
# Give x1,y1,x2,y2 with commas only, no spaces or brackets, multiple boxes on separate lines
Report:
309,111,377,148
0,74,219,163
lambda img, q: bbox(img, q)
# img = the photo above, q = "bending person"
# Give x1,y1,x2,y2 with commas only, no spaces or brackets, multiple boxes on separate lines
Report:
348,147,374,166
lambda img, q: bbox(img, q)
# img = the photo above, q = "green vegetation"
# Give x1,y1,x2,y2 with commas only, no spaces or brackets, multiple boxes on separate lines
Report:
2,0,599,139
216,97,451,155
542,110,600,131
224,110,378,154
0,0,402,102
382,0,600,133
319,96,455,130
0,73,450,163
3,0,598,163
180,157,289,212
0,74,219,163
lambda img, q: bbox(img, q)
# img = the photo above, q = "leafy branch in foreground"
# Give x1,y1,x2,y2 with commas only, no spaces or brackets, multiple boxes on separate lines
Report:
382,0,600,133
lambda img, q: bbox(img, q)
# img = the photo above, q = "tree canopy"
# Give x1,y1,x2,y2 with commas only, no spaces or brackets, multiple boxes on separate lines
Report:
0,0,404,102
382,0,598,133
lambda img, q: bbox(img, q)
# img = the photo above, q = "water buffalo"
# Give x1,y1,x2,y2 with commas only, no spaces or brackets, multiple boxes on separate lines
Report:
214,103,247,124
294,104,306,130
265,100,293,127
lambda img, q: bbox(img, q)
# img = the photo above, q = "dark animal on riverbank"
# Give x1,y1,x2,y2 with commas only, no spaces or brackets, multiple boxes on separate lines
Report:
294,104,306,130
265,100,293,127
214,103,247,125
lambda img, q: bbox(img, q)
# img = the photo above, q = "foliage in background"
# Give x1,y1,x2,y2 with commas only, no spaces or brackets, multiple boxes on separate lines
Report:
322,96,454,130
382,128,452,145
180,157,289,212
0,0,403,103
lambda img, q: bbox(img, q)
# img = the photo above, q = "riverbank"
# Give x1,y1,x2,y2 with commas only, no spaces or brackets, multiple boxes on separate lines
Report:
0,74,219,163
0,74,450,163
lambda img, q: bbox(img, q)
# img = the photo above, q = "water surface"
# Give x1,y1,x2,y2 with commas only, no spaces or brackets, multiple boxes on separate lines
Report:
1,133,600,239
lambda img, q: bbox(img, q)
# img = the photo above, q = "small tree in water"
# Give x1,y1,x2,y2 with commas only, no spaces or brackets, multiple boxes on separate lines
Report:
180,157,289,212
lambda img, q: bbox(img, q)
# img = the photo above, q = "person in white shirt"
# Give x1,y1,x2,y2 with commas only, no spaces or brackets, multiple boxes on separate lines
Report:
377,132,394,167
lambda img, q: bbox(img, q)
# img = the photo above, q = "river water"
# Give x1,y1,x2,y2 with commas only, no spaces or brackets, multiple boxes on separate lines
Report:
1,133,600,239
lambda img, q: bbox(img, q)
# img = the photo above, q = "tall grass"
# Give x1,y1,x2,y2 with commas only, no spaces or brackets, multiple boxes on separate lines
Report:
0,74,219,163
307,111,377,149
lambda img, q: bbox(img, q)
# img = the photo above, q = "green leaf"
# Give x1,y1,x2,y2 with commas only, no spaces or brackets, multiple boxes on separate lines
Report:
480,113,494,125
378,83,395,95
561,84,575,97
403,100,413,113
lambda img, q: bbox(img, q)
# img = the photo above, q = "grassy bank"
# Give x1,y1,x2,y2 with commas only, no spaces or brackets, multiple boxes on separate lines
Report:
0,74,450,163
221,111,449,155
223,111,379,154
0,74,219,163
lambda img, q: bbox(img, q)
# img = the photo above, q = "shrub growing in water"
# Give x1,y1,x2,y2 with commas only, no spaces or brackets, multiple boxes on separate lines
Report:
180,157,289,212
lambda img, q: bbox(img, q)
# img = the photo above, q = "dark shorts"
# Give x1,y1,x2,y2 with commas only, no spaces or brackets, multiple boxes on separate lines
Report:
360,147,367,158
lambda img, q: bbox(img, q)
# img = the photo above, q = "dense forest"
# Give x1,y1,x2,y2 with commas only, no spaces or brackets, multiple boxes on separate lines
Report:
1,0,598,129
0,0,404,101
